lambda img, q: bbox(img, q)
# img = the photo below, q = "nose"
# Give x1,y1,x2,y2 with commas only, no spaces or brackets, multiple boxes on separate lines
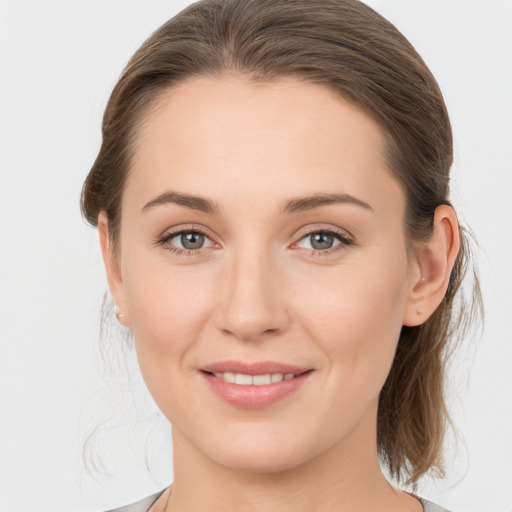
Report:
214,248,290,341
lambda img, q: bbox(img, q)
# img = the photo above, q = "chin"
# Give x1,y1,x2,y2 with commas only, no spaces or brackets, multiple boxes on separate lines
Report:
179,422,314,474
213,446,309,474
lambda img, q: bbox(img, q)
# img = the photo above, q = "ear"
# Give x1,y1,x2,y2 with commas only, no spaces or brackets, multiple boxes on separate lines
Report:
98,211,131,327
402,205,460,327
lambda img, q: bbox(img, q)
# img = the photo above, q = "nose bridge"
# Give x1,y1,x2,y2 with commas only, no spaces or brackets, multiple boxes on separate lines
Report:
216,241,288,341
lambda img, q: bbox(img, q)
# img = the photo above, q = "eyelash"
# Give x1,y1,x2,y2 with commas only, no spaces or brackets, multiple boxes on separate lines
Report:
156,226,215,257
294,227,354,257
156,226,354,257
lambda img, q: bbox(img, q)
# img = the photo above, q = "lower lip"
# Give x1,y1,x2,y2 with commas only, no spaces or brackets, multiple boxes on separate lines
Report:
201,371,313,409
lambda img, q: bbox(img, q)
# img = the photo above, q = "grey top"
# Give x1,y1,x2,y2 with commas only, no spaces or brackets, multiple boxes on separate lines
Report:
105,488,452,512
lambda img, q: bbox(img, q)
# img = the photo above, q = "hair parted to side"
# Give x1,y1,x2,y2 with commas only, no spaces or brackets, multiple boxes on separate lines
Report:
81,0,482,486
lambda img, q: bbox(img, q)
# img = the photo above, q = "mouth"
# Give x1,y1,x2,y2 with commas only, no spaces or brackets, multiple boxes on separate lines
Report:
201,370,309,385
199,361,314,409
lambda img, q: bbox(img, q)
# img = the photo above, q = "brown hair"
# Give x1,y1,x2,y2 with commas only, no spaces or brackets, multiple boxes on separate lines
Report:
81,0,481,485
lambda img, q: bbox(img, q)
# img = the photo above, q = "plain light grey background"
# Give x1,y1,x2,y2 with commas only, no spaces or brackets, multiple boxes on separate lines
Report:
1,1,511,511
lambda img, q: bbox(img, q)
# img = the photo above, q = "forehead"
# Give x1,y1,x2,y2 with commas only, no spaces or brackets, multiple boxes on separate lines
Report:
125,74,404,217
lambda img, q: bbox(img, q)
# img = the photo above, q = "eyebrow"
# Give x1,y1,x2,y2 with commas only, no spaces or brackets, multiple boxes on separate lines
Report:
282,193,374,215
142,191,218,214
141,191,373,215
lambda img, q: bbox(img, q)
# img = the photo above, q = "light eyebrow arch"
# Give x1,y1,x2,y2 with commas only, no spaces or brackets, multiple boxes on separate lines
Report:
282,193,374,215
141,191,219,214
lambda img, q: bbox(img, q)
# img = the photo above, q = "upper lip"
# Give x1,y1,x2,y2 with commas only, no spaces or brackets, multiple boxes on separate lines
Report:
200,360,311,375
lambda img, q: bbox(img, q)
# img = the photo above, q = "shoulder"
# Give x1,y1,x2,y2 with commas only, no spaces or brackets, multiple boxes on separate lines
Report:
104,490,453,512
103,489,167,512
420,497,454,512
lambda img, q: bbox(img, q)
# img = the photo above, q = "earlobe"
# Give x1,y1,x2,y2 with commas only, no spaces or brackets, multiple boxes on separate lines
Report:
98,212,131,328
403,205,460,327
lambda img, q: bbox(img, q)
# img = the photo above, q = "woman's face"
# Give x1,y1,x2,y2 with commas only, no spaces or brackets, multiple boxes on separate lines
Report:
108,75,421,472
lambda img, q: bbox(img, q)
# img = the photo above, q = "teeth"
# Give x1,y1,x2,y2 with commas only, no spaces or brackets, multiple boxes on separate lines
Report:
223,372,236,383
253,374,272,385
213,372,296,385
235,373,253,385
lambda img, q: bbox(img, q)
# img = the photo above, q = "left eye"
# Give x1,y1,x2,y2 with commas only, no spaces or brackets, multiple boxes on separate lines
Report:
167,230,214,251
296,231,344,251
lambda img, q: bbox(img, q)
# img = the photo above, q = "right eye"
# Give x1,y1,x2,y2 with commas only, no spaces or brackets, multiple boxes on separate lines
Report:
160,229,215,254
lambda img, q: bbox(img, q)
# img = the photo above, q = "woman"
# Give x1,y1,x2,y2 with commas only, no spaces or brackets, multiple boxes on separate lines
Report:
81,0,480,510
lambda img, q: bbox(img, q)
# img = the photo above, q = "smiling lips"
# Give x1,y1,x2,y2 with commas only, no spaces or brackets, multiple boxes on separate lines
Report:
200,361,313,409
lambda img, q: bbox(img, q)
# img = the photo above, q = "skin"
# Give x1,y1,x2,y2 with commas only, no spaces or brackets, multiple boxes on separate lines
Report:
99,75,459,512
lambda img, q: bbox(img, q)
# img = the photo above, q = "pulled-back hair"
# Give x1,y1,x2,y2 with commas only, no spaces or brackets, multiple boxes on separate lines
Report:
81,0,481,485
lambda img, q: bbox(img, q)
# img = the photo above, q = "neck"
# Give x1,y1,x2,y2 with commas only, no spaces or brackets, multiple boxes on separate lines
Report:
163,406,421,512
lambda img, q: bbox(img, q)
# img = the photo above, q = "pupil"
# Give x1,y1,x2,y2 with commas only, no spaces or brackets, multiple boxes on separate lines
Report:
181,232,204,250
311,233,333,250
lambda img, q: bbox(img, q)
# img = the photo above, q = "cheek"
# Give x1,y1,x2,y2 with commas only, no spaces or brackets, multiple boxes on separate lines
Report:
121,251,218,388
123,268,221,431
295,251,410,384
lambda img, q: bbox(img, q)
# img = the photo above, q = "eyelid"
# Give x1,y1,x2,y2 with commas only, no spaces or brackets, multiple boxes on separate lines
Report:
157,223,215,239
293,224,354,243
